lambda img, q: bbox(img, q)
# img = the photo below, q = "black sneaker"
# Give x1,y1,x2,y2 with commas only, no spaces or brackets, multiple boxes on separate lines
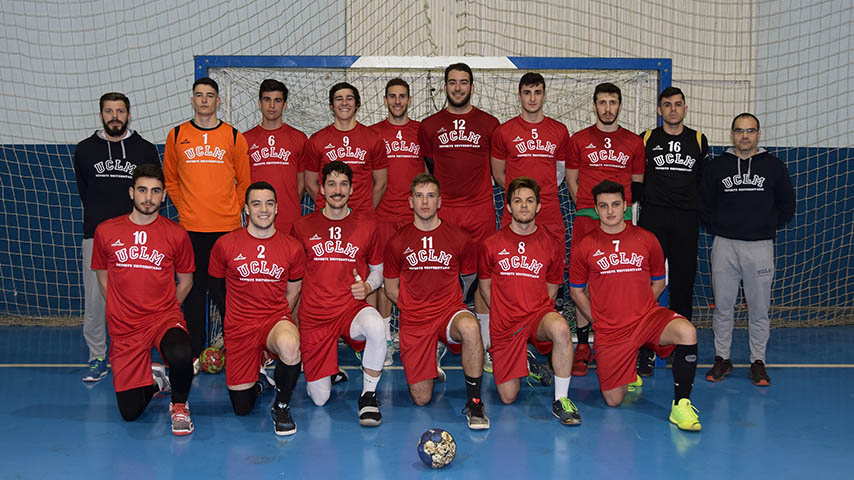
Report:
331,369,349,385
358,392,382,427
527,349,553,387
637,346,656,377
552,397,582,425
462,398,490,430
705,356,733,382
272,402,296,436
749,360,771,386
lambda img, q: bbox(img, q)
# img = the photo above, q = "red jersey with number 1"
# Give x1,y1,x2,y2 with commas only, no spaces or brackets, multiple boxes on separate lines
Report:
567,125,645,210
371,119,424,222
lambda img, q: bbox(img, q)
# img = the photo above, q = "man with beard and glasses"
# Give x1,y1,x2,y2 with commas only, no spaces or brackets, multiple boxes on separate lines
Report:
418,63,500,375
566,82,645,377
74,92,160,383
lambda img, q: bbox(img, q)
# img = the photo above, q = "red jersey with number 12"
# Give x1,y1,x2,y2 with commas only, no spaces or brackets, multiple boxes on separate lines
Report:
567,125,645,210
372,119,423,222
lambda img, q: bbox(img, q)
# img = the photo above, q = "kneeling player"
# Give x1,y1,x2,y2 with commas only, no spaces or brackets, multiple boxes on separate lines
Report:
384,173,488,429
478,177,581,425
291,161,387,426
209,182,305,436
569,180,701,431
91,164,195,435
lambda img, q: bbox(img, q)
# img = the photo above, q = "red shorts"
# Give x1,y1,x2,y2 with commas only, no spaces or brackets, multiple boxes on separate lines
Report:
225,313,295,387
398,303,469,385
439,200,496,244
299,304,370,382
594,306,679,391
489,307,555,385
376,217,410,256
109,313,187,393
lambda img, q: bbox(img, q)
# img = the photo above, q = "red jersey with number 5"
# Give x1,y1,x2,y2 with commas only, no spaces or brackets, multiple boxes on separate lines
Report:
371,119,424,222
567,125,645,210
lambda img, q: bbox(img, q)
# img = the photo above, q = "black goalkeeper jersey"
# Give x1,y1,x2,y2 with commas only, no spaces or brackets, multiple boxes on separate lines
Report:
640,126,708,211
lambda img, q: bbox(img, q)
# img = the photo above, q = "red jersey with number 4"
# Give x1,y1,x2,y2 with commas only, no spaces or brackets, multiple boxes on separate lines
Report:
307,123,388,213
244,124,309,232
567,125,645,210
418,107,500,207
371,119,424,222
478,226,564,337
384,221,476,326
568,224,666,338
492,116,569,227
209,228,305,335
290,211,382,323
91,215,194,337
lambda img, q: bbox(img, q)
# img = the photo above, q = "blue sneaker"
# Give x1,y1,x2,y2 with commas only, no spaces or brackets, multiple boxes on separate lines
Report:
82,358,108,383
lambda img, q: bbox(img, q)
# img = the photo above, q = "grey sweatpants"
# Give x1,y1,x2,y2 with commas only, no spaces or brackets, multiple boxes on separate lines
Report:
82,238,107,361
711,236,774,363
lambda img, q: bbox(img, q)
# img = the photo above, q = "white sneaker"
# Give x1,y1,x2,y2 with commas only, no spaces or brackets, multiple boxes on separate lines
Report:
483,351,493,374
383,340,394,367
192,357,201,376
152,364,171,394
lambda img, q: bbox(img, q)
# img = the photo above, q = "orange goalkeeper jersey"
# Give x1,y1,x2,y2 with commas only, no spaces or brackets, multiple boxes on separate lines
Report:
164,120,250,232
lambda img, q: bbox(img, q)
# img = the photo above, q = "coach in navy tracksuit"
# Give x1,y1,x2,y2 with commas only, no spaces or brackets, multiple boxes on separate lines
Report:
698,112,795,387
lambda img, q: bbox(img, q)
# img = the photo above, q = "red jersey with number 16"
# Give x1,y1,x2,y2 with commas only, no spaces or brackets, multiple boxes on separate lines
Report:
372,119,424,222
567,125,645,210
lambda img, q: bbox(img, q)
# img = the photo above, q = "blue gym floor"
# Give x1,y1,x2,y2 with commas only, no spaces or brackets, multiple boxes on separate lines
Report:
1,326,853,479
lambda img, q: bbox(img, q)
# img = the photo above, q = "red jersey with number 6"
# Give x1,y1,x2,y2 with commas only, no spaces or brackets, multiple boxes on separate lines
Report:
371,119,424,222
567,125,645,210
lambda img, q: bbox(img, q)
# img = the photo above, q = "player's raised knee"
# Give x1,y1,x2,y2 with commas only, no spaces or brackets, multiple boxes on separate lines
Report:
274,334,300,364
455,314,481,343
673,317,697,344
544,313,571,344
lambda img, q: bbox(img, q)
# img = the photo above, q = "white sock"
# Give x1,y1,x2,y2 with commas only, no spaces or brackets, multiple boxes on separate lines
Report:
383,316,392,342
554,375,570,401
477,313,490,349
362,371,381,394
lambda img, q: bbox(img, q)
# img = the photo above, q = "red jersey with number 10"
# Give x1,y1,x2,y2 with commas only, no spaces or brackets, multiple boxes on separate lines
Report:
567,125,645,210
371,119,424,222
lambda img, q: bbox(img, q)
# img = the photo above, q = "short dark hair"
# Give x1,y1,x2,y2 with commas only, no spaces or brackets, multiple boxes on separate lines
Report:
132,164,165,187
321,160,353,184
99,92,130,112
385,78,410,96
410,173,440,194
245,181,277,204
592,180,625,203
594,82,622,104
444,63,473,84
193,77,219,94
518,72,546,93
507,177,541,204
259,79,288,102
329,82,361,108
657,86,685,105
731,112,760,131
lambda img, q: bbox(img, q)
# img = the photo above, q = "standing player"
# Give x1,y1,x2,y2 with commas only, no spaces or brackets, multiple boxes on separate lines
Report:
566,82,645,376
569,180,700,431
91,164,196,435
384,173,488,429
209,182,305,436
163,76,251,366
244,79,309,234
291,161,387,426
636,87,709,376
372,78,425,365
304,82,388,214
478,178,581,425
74,92,160,382
418,63,500,372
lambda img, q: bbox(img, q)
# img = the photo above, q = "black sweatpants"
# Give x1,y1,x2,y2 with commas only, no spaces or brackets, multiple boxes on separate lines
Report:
185,231,227,357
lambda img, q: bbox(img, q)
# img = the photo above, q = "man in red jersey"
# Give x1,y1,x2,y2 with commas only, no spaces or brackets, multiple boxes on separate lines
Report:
209,182,305,436
478,177,581,425
418,63,500,373
384,173,488,430
304,82,388,214
372,78,425,366
569,180,700,431
291,161,387,427
566,82,646,376
91,164,195,436
244,79,309,234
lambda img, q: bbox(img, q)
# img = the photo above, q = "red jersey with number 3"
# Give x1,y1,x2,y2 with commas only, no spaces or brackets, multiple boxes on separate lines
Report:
492,116,569,227
209,228,305,335
91,215,194,337
478,226,564,337
567,125,645,210
307,123,388,213
418,107,500,207
384,221,476,326
290,211,382,323
244,124,309,232
371,119,424,222
568,224,666,338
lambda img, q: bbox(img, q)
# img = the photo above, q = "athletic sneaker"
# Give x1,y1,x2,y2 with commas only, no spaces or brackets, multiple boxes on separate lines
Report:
260,365,276,388
527,349,553,387
637,346,655,377
272,402,296,436
705,356,733,382
552,397,582,425
331,369,349,385
82,358,108,383
152,363,171,395
256,368,274,395
463,398,490,430
669,398,701,431
483,351,493,374
170,402,194,436
749,360,771,386
383,340,395,367
627,374,643,392
572,344,592,376
192,357,201,376
358,391,382,427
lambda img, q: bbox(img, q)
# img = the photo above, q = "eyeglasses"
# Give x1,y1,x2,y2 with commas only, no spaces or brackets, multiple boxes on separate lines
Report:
733,128,758,135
